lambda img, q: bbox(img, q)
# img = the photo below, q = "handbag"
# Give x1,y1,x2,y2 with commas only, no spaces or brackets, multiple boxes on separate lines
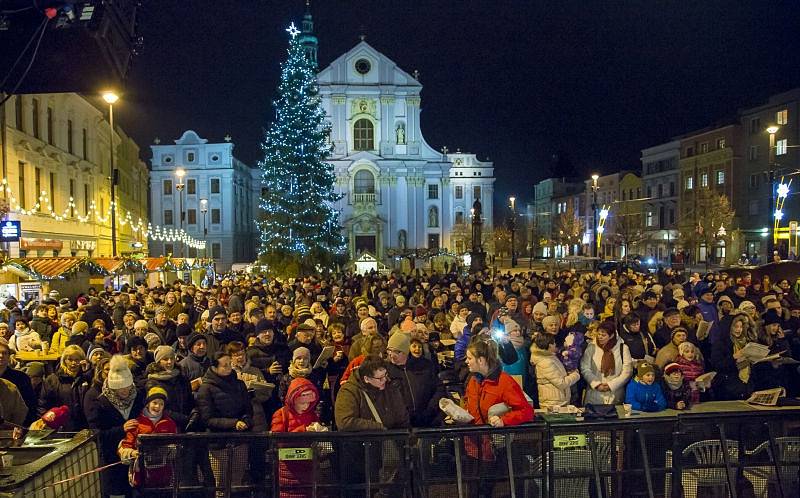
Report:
583,403,618,419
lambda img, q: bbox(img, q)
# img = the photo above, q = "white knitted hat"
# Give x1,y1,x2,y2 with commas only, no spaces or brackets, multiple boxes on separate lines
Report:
107,355,134,389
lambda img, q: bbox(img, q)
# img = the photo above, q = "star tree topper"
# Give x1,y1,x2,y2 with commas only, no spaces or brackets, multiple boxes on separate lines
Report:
286,22,300,38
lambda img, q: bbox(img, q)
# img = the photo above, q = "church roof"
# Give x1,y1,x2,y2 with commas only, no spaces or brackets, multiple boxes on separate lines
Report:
317,40,421,89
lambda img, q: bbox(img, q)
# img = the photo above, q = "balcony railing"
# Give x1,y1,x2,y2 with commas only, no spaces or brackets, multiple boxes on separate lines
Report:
351,192,379,205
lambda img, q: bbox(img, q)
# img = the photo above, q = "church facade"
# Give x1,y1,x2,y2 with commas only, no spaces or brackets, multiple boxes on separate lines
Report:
315,39,495,262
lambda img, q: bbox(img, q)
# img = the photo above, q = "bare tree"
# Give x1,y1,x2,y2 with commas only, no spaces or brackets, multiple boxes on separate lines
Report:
493,225,512,257
613,210,647,262
678,190,735,264
554,202,584,255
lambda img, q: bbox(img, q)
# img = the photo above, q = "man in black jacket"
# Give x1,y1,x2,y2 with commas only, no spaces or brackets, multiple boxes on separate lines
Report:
385,332,446,427
0,340,37,424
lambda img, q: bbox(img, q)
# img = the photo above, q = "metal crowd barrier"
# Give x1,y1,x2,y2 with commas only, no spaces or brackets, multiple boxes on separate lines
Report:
136,411,800,498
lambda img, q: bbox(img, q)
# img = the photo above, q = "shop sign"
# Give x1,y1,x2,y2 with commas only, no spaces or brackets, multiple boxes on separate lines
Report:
70,240,97,251
0,221,21,242
20,238,63,251
18,282,42,303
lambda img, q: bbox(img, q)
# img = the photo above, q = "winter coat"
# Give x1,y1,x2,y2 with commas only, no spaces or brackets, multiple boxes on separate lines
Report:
710,332,753,400
0,378,27,426
386,356,446,427
271,378,321,498
624,379,667,412
119,411,178,488
530,348,580,409
580,339,633,405
696,300,720,344
29,316,53,342
195,367,253,432
1,367,37,425
619,327,657,361
9,327,41,352
246,340,291,382
84,386,144,496
662,379,693,410
144,363,194,426
81,304,113,332
558,330,586,371
38,367,90,431
178,353,211,383
48,326,70,354
234,363,269,432
335,368,410,431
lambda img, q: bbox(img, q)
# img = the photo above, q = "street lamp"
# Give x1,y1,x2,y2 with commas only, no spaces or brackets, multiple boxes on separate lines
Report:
509,196,517,267
591,174,600,258
200,198,208,258
766,125,780,258
175,168,186,257
102,91,119,256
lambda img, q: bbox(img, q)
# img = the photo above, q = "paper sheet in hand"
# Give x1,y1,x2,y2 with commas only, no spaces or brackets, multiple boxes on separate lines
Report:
696,320,712,340
694,371,716,388
740,342,771,361
313,346,336,369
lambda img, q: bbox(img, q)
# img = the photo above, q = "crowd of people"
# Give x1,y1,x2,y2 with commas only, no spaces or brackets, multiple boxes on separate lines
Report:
1,266,800,497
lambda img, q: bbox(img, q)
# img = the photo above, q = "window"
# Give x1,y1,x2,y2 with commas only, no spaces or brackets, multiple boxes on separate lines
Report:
777,109,788,125
211,208,221,224
163,179,172,195
777,139,788,155
669,208,675,224
455,185,463,199
750,117,761,134
164,210,174,225
700,142,708,154
353,170,375,193
164,243,174,256
187,152,195,162
749,199,759,215
187,178,196,195
428,206,439,227
669,182,675,196
657,184,663,198
47,107,54,145
67,120,73,154
82,128,88,160
69,179,75,217
427,184,439,199
353,119,374,151
187,209,197,225
212,243,221,259
646,210,654,227
750,174,759,189
647,186,652,198
427,234,440,250
749,145,759,160
455,211,464,225
35,167,41,210
473,186,481,200
685,176,694,190
716,170,725,184
18,162,25,209
685,146,694,157
49,172,55,206
31,98,40,139
14,96,23,131
210,178,220,194
84,183,89,215
717,138,726,149
700,172,708,187
622,190,626,201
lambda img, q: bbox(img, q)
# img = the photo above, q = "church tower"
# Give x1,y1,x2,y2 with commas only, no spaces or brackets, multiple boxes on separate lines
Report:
299,1,318,67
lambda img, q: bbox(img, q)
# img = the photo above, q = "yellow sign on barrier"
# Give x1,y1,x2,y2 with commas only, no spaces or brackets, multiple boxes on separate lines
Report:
553,434,587,449
278,448,313,461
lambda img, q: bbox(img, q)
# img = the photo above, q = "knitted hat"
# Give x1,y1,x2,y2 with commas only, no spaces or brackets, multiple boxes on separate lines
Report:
415,305,427,317
127,336,147,351
145,386,168,405
107,355,134,389
395,295,407,306
71,321,89,335
359,317,377,332
636,362,655,379
42,405,70,429
738,300,756,311
294,304,312,318
144,332,162,349
155,306,169,316
176,323,192,337
542,315,560,330
698,284,714,296
717,295,733,307
24,361,46,378
87,345,110,362
303,318,317,329
670,327,688,339
185,333,206,350
387,332,411,354
207,305,227,322
663,308,679,318
293,346,310,360
533,302,547,315
664,363,682,376
154,345,175,364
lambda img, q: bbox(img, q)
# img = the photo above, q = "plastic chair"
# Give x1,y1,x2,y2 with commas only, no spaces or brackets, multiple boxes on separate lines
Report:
678,439,739,498
743,436,800,498
527,449,593,498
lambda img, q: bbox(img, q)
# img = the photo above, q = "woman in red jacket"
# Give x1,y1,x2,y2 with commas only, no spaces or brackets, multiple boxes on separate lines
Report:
462,340,534,498
270,378,323,498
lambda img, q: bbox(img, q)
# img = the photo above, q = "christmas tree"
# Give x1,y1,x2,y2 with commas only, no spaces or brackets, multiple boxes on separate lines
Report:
258,23,344,275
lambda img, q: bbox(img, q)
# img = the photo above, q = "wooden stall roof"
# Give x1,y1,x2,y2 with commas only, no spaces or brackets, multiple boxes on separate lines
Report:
7,257,108,280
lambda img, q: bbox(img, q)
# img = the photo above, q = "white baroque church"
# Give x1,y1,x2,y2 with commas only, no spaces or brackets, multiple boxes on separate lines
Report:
303,15,496,263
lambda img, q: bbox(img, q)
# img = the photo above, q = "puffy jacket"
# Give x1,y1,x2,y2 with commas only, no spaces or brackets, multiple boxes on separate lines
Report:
580,338,633,405
196,367,253,432
119,412,178,488
335,368,409,431
0,378,27,426
530,348,580,409
696,300,719,344
10,327,41,352
178,353,211,383
29,316,53,342
662,379,693,410
463,365,534,427
144,363,194,426
386,356,446,427
624,379,667,412
38,367,90,431
48,326,71,354
271,377,320,432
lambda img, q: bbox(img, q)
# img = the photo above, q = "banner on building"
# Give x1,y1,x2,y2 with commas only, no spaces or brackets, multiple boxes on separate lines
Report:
0,221,21,242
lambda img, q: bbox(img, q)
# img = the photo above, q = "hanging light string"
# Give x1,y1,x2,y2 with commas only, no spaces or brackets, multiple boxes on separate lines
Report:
0,178,206,250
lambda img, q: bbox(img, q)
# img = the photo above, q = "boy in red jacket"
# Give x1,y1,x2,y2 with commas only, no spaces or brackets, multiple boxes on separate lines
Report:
118,386,178,488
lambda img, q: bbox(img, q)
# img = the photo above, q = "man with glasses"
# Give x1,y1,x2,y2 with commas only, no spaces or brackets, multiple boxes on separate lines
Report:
385,333,445,427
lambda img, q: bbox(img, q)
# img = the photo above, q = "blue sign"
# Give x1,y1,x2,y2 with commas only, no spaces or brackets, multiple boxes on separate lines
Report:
0,221,21,242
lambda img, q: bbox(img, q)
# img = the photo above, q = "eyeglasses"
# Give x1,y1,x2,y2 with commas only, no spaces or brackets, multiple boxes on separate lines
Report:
367,374,388,382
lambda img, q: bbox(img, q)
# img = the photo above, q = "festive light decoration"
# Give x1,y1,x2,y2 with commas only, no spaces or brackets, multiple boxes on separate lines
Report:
774,177,793,244
0,178,205,250
257,23,345,271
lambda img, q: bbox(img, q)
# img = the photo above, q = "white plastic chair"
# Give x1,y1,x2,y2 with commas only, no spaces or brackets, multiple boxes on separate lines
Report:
743,436,800,498
675,439,739,498
527,449,593,498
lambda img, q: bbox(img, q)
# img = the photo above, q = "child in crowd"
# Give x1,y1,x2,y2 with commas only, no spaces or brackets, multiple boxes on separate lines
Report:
662,363,692,410
625,363,667,412
118,386,178,488
675,342,705,403
409,338,425,359
530,333,580,410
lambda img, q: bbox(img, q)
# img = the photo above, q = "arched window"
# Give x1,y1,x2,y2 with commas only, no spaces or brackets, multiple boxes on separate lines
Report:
353,119,374,151
428,206,439,228
353,170,375,194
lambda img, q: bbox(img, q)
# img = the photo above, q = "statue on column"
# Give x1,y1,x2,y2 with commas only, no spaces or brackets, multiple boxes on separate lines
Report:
470,198,486,272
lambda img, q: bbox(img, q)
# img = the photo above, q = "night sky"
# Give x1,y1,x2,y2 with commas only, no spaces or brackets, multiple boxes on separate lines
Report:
118,1,800,207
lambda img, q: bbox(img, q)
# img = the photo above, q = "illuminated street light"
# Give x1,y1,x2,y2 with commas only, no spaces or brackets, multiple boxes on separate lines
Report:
102,91,119,104
766,125,780,135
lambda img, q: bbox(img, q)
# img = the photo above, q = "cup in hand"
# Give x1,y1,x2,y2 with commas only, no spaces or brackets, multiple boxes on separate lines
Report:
623,404,632,417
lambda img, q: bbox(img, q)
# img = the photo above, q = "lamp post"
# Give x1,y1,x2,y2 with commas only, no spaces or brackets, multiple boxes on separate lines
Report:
591,174,599,258
766,125,780,259
509,196,517,267
175,168,186,257
200,198,208,258
102,91,119,256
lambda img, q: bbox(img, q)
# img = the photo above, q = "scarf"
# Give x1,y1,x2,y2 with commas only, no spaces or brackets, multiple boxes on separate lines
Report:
664,375,684,391
289,362,312,379
102,381,137,419
142,406,163,425
507,332,525,349
148,367,180,382
599,335,618,377
733,342,751,384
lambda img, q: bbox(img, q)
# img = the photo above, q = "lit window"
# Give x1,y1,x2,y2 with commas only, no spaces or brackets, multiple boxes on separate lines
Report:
700,142,708,153
716,138,726,149
777,139,788,155
353,119,374,151
700,173,708,187
716,170,725,184
777,109,788,125
750,117,761,134
686,176,694,190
